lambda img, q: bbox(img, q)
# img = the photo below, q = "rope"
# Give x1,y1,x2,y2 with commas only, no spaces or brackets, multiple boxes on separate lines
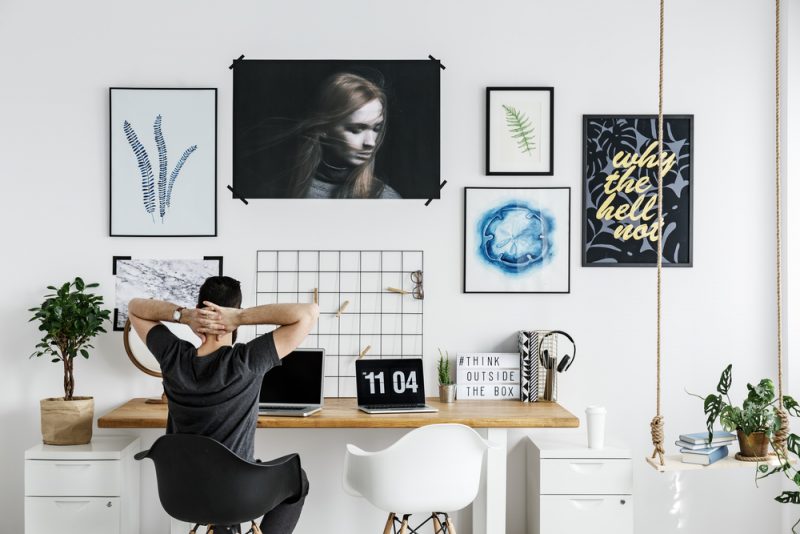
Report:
735,452,775,462
650,0,666,467
774,0,789,456
775,0,783,406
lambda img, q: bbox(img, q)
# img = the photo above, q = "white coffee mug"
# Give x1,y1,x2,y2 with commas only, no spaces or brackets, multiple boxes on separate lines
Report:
586,405,607,449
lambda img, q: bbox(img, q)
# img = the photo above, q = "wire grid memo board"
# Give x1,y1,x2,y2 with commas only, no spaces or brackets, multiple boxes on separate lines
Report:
255,250,424,397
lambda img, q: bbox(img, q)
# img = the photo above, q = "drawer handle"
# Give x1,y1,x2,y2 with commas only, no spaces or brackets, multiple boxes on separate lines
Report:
54,463,92,469
54,501,90,510
569,498,604,510
569,462,604,474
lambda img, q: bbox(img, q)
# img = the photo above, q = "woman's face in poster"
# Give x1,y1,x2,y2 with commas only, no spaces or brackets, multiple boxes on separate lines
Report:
323,98,384,167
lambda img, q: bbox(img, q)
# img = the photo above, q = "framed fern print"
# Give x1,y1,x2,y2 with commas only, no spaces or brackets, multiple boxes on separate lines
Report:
110,88,217,237
485,87,554,175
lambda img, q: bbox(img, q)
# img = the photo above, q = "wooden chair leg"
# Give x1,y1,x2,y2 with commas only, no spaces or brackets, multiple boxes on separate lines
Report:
445,516,456,534
432,513,443,533
398,514,411,534
383,512,396,534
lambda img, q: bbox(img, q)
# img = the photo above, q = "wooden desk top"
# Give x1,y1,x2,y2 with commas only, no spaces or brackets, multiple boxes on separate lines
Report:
98,397,579,429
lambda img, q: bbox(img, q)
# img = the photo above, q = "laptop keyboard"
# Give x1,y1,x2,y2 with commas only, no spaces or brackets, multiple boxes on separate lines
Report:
362,403,428,410
260,406,309,411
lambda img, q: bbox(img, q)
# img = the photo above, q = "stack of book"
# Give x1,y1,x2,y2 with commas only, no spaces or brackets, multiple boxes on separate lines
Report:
676,431,737,465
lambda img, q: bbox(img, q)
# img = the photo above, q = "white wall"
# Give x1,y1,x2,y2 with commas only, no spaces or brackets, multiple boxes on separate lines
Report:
0,0,790,532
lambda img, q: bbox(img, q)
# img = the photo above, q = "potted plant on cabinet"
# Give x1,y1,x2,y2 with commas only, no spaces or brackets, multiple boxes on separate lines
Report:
437,348,455,403
696,364,794,458
29,277,111,445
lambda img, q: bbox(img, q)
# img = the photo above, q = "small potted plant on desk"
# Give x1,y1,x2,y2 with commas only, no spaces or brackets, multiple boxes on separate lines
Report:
437,348,455,403
696,364,792,459
29,277,111,445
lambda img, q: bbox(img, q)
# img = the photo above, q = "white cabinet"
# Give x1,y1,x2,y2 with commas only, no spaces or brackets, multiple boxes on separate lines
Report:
527,437,633,534
25,435,140,534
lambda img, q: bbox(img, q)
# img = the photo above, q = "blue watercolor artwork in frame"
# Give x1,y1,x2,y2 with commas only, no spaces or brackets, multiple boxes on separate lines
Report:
464,187,570,293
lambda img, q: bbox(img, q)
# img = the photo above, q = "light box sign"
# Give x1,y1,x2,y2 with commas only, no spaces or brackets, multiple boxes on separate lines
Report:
456,352,520,400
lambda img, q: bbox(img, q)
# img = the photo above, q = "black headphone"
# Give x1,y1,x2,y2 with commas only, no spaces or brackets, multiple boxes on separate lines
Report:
538,330,577,373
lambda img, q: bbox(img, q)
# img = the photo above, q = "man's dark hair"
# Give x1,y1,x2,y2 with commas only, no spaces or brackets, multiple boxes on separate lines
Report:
197,276,242,308
197,276,242,342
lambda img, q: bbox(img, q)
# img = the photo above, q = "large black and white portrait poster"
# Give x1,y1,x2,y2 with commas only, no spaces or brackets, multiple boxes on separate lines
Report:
233,60,441,200
582,115,693,266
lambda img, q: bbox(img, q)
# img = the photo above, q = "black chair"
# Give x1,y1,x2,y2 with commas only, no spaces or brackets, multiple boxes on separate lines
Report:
135,434,303,534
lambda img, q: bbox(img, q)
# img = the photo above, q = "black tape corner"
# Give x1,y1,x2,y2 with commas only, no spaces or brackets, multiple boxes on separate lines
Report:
112,256,132,275
428,54,446,70
203,256,224,275
424,180,448,206
227,185,249,205
229,54,245,70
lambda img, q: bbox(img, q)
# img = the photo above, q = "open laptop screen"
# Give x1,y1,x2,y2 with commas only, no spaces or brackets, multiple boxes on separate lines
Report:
259,349,324,405
355,358,426,405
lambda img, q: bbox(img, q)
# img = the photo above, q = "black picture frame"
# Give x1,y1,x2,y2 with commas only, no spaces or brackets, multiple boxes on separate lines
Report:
109,87,218,237
582,114,693,267
485,87,554,176
463,187,571,294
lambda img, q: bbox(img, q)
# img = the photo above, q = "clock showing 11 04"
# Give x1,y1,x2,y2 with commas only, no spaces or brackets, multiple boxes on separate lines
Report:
356,358,426,404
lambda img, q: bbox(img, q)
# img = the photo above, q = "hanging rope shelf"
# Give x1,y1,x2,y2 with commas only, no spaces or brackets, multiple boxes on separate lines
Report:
645,0,788,472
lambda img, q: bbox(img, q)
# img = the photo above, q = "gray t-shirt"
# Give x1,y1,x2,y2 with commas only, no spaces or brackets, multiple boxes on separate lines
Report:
146,325,280,461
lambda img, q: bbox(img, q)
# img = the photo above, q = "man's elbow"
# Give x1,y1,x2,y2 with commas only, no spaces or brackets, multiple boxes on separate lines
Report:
302,303,319,330
127,298,145,317
306,303,320,322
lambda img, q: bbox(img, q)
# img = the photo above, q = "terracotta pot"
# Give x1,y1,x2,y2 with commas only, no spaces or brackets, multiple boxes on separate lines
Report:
40,396,94,445
439,384,456,403
736,429,769,457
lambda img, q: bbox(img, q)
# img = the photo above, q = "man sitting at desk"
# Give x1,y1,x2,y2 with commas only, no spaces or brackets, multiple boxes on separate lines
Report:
128,276,319,534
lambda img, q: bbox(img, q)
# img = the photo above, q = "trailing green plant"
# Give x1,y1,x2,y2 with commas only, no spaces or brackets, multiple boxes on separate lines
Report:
757,429,800,533
437,348,453,386
691,364,797,445
29,277,111,401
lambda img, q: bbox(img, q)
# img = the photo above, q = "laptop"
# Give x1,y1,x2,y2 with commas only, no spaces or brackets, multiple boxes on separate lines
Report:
258,348,324,417
356,358,438,414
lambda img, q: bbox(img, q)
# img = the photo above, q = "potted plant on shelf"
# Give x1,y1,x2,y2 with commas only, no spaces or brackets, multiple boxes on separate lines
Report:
437,348,455,403
695,364,794,458
29,277,111,445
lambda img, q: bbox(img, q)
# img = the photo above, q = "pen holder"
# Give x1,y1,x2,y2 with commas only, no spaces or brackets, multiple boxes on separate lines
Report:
543,365,557,402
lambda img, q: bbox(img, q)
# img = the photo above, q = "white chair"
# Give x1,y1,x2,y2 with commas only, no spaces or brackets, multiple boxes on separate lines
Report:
343,423,498,534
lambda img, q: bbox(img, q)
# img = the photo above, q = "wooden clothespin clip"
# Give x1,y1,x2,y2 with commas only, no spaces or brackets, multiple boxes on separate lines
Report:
313,288,318,305
335,300,350,318
359,345,372,359
386,287,410,295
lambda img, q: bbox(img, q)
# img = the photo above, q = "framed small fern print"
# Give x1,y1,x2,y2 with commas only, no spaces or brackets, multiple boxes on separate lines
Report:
110,88,217,237
486,87,554,176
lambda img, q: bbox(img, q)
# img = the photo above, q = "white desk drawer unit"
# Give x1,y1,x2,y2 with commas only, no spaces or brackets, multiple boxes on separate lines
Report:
527,437,633,534
25,435,140,534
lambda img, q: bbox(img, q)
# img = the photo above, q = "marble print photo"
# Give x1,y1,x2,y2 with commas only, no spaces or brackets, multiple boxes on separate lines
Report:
113,257,222,330
464,187,570,293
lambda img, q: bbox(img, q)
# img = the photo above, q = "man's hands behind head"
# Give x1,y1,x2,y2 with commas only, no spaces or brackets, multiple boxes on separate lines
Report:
182,303,237,343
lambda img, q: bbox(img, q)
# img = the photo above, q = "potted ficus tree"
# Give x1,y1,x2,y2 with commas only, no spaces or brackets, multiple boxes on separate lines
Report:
437,348,455,403
29,277,111,445
695,364,795,458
